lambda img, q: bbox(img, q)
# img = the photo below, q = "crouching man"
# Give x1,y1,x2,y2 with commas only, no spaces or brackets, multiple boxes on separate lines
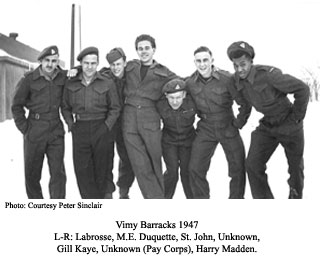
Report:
157,78,197,198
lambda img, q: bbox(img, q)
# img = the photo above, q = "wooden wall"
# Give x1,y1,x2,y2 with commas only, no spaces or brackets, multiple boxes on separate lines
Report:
0,56,34,122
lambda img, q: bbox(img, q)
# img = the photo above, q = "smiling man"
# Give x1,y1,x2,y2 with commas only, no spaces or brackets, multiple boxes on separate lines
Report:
186,46,251,199
122,34,177,199
12,45,67,199
227,41,310,199
100,47,135,199
156,78,197,198
62,46,121,199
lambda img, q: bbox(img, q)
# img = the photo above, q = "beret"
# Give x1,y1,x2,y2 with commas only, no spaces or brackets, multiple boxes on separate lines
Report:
37,45,59,61
162,78,186,94
77,46,99,61
227,41,255,60
106,47,126,64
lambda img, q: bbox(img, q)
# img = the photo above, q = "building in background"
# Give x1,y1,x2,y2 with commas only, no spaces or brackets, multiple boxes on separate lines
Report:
0,32,39,122
0,32,64,122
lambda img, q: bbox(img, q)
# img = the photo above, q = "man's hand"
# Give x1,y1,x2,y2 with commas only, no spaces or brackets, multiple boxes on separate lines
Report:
67,68,78,78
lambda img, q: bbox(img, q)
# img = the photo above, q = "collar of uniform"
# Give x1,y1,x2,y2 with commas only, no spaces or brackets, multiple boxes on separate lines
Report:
80,71,103,84
246,65,257,84
33,66,59,80
32,66,42,80
138,59,159,69
194,67,220,82
95,71,105,80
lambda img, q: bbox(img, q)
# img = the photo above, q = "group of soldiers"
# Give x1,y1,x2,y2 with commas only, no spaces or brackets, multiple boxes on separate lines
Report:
11,34,310,199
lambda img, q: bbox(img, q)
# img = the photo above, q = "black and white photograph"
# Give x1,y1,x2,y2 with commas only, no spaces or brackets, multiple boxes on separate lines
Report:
1,0,319,267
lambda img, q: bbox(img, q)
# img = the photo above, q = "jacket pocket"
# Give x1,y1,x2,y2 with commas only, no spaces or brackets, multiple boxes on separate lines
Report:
254,83,275,103
213,86,228,95
67,84,83,106
93,84,108,105
30,80,47,91
30,80,49,101
67,84,82,92
93,85,108,94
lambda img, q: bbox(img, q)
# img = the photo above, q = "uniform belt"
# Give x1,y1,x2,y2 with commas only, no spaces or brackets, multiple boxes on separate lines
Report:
29,112,60,120
262,107,291,127
200,111,234,121
124,97,155,108
75,113,106,121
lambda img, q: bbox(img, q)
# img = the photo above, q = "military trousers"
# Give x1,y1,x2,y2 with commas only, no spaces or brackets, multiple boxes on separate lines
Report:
72,119,115,199
23,117,66,199
112,118,135,190
189,119,246,199
162,142,193,199
123,105,164,199
246,117,305,199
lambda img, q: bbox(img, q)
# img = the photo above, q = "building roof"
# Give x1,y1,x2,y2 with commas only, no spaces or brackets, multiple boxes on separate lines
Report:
0,33,40,63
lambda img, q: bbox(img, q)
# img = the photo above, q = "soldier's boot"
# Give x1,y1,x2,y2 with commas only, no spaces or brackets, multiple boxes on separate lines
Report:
119,187,130,199
288,187,302,199
104,193,113,199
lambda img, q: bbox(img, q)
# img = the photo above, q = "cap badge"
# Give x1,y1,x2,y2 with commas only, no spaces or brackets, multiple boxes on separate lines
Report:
175,84,181,90
51,49,55,54
240,43,245,48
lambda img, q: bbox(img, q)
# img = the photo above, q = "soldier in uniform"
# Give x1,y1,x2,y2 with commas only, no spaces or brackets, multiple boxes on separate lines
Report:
12,45,67,199
123,34,177,199
227,41,309,199
62,47,121,199
186,46,251,199
102,48,135,199
156,78,197,199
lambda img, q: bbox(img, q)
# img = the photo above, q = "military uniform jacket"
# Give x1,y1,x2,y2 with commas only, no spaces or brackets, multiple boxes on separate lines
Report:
124,60,176,103
186,68,251,129
100,67,126,107
156,94,197,146
12,66,66,134
232,65,309,125
62,71,121,130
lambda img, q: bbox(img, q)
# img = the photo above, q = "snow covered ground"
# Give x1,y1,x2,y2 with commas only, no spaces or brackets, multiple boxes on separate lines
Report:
0,102,319,200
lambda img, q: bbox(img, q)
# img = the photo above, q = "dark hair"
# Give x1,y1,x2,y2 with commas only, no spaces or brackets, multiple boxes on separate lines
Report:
135,34,156,50
194,46,212,56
